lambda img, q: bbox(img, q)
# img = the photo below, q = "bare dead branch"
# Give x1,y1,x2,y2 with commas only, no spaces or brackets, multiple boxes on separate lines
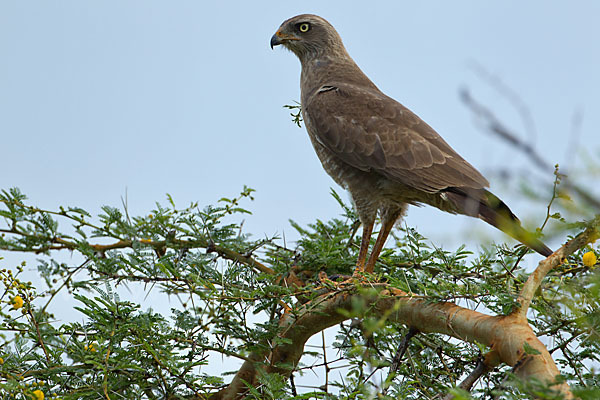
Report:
460,88,600,211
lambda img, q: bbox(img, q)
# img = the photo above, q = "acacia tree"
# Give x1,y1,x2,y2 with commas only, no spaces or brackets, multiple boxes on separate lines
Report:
1,86,600,400
0,174,599,400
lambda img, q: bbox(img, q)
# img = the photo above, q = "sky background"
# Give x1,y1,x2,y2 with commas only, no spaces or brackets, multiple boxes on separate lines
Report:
1,0,599,389
1,1,599,249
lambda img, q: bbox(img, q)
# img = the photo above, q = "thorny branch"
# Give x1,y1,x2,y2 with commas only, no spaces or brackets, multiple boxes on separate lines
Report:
0,196,273,275
2,190,598,399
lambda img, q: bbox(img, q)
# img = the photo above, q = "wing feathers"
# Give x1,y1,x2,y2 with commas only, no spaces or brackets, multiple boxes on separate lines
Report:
305,83,489,193
444,188,553,257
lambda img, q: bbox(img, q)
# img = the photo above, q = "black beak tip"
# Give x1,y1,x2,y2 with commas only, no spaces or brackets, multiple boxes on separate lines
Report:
270,34,281,50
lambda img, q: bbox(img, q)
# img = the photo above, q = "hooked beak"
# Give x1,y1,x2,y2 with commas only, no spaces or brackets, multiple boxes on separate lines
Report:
270,30,299,49
270,33,282,49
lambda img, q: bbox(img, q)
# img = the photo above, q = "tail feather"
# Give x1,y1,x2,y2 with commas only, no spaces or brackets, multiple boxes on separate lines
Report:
444,188,553,257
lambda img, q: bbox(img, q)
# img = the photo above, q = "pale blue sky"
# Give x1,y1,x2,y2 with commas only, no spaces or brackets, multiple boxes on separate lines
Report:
1,1,599,253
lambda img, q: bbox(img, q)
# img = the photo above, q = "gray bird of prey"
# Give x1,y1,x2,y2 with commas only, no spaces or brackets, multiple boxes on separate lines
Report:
271,14,552,273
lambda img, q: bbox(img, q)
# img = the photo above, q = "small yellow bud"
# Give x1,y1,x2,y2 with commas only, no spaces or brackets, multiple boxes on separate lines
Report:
140,238,152,243
32,390,44,400
0,356,4,364
583,251,597,267
11,295,24,310
84,343,96,352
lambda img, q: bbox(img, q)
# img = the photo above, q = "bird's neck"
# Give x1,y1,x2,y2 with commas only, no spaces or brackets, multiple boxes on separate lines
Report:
300,55,378,102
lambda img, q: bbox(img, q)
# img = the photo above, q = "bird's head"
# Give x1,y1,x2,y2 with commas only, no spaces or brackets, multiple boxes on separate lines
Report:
270,14,345,62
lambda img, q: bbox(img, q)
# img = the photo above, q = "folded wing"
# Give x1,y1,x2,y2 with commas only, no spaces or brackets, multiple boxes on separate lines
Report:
305,83,489,193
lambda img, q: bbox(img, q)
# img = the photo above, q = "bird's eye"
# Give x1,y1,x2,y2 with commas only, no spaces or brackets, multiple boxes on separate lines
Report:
298,23,310,33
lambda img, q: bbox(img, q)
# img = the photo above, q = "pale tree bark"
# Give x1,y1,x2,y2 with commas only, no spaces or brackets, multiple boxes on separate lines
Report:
211,216,599,400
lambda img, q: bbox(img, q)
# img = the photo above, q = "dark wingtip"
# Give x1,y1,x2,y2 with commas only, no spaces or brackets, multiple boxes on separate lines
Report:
475,189,554,257
444,188,554,258
535,242,554,258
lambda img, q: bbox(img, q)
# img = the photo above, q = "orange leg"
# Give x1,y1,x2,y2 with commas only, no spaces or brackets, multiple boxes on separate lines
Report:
355,221,374,271
364,209,403,273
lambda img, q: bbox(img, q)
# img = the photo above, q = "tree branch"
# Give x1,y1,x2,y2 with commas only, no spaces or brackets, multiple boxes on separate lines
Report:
460,88,600,211
212,277,575,399
442,352,498,400
0,230,274,275
213,217,599,399
515,215,600,318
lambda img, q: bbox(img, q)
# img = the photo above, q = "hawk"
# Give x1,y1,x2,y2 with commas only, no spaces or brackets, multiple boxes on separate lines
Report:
271,14,552,273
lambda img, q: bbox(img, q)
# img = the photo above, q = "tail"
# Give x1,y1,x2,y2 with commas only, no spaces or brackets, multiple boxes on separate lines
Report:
444,188,553,257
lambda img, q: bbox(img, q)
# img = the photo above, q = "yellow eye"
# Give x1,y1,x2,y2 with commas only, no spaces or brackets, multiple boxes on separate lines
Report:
299,23,310,33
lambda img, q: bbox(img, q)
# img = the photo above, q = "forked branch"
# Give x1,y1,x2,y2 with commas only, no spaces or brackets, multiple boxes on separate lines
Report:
515,215,600,318
210,216,600,399
213,281,577,399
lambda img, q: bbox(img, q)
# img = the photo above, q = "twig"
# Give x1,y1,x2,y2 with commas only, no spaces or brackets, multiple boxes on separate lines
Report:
441,352,498,400
540,165,562,232
41,258,91,314
289,373,297,396
514,215,600,318
460,88,600,211
460,89,549,171
382,326,419,395
26,306,51,364
0,228,274,275
321,330,329,393
391,326,418,373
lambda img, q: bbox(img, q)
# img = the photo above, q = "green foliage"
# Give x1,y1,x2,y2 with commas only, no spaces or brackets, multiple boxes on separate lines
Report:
0,187,598,399
283,103,303,128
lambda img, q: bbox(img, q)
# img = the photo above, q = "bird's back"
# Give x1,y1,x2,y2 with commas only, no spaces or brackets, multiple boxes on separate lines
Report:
300,58,489,197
